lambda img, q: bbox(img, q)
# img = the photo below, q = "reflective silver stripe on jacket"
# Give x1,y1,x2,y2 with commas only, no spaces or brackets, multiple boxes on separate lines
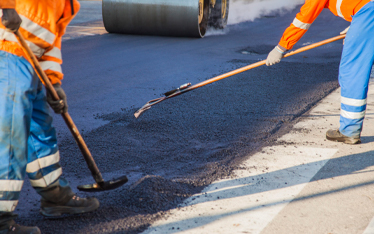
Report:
0,14,55,57
336,0,344,18
0,28,46,57
39,61,62,73
19,15,56,44
44,47,62,60
292,18,311,30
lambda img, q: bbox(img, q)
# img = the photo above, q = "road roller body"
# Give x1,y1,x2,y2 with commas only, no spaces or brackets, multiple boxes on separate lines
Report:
102,0,230,38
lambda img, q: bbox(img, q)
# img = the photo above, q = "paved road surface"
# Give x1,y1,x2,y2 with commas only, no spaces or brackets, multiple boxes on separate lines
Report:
13,1,372,234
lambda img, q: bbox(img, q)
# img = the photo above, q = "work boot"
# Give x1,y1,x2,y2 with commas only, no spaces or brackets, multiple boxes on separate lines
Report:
0,221,40,234
326,129,361,144
40,195,99,217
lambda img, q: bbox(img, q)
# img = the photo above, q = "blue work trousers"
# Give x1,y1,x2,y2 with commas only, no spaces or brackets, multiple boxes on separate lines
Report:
0,51,72,228
339,1,374,137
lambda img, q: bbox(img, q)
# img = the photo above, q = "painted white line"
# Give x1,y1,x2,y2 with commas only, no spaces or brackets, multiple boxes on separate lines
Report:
364,212,374,233
67,26,104,29
78,32,96,36
142,147,338,234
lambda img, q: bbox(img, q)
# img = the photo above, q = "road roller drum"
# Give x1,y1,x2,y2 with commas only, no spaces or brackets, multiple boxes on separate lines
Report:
102,0,230,38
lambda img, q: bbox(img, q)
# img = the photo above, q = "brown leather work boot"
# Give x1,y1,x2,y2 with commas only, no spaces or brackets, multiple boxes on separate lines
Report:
0,221,40,234
326,129,361,144
40,195,99,217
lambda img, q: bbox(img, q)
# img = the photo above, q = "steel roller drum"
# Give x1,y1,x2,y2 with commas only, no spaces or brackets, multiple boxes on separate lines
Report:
103,0,210,37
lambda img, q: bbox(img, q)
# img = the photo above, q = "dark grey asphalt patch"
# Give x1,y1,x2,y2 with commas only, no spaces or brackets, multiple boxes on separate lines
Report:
238,44,275,55
21,61,340,234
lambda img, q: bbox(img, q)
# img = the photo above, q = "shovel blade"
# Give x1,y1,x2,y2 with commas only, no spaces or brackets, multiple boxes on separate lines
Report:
77,175,128,192
134,105,151,119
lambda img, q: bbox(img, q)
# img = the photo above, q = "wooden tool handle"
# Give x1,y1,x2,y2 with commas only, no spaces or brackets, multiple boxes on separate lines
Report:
134,34,346,118
14,31,104,184
190,34,346,90
15,31,60,101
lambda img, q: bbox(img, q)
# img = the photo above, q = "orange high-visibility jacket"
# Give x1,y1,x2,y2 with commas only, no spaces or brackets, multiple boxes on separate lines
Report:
0,0,80,84
279,0,370,50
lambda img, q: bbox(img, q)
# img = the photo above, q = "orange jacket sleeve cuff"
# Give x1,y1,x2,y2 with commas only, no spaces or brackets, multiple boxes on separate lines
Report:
45,70,63,85
278,25,308,50
0,0,16,9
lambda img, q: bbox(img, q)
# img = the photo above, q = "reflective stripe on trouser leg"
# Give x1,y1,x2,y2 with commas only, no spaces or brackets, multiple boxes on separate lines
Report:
338,2,374,137
26,84,62,188
25,71,73,204
0,51,36,213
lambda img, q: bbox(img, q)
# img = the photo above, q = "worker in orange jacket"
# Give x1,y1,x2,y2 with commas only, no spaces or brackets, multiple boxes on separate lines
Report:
0,1,99,233
266,0,374,144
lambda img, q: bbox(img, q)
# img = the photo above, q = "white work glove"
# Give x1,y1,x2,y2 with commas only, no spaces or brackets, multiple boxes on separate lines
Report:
266,46,286,66
46,84,68,114
340,26,350,35
1,9,22,32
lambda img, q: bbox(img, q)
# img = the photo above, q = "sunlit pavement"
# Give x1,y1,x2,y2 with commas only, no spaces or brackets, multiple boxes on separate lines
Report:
142,73,374,234
64,1,106,41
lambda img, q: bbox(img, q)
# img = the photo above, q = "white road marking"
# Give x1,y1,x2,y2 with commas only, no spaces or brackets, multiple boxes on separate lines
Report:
142,147,338,234
67,26,104,29
363,217,374,234
78,32,96,36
